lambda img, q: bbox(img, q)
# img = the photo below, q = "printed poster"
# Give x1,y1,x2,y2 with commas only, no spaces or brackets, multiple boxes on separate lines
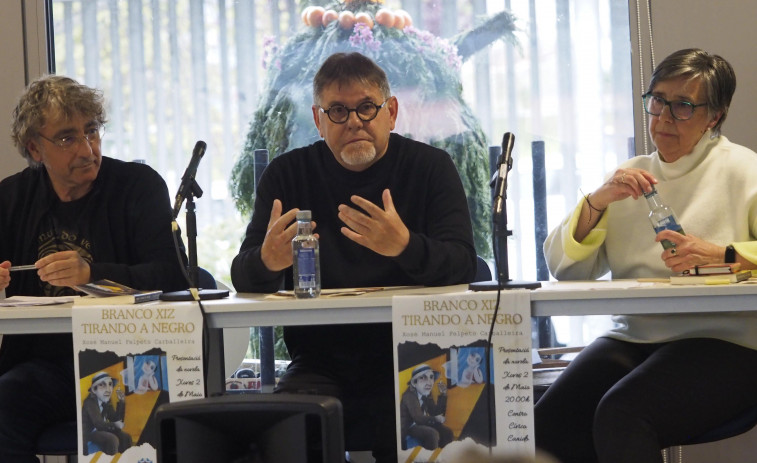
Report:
393,290,534,462
72,302,205,462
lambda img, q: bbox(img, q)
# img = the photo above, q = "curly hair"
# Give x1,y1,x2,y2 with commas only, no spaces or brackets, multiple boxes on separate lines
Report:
11,75,107,166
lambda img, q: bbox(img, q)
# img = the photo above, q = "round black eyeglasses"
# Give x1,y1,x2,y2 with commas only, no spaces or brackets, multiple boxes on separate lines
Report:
318,98,390,124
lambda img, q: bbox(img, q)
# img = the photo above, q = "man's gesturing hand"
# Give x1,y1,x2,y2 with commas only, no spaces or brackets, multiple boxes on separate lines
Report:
338,189,410,257
260,199,301,272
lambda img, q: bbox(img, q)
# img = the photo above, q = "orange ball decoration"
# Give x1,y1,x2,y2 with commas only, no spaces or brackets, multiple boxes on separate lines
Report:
322,9,338,27
395,9,412,28
338,11,356,30
374,8,395,28
307,6,325,28
393,13,405,30
301,6,313,26
355,12,374,29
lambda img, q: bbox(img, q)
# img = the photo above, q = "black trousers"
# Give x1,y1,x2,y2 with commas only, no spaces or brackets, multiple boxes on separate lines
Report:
0,358,76,463
534,337,757,463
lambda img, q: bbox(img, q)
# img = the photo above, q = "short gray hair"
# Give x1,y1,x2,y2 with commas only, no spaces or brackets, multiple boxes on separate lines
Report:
646,48,735,136
312,52,391,106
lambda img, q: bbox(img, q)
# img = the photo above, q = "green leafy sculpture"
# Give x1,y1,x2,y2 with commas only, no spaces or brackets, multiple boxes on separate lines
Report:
230,0,518,258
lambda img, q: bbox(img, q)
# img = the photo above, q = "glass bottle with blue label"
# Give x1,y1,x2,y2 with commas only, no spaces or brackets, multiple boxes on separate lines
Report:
644,185,685,249
292,210,321,298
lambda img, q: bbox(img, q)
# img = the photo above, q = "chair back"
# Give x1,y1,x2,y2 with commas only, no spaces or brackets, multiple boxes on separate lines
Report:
35,421,77,457
682,405,757,445
197,267,218,289
474,256,492,282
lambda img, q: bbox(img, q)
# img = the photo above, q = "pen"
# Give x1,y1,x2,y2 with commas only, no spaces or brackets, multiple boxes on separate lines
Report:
9,265,37,272
636,278,670,283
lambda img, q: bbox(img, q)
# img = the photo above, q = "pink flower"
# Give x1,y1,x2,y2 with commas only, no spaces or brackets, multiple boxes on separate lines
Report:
405,26,462,71
349,23,382,52
262,35,280,70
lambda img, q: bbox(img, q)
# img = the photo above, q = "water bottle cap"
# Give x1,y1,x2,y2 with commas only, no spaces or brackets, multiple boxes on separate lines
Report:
296,210,312,221
643,184,658,198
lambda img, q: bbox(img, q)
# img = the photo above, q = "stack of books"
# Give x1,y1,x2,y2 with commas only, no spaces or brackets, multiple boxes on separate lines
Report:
670,263,753,285
74,279,163,304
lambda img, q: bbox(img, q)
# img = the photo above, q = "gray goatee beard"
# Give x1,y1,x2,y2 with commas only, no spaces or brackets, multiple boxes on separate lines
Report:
341,145,377,167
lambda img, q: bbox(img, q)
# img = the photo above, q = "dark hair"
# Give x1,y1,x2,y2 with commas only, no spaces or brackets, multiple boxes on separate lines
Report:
312,52,391,105
647,48,735,135
11,75,107,166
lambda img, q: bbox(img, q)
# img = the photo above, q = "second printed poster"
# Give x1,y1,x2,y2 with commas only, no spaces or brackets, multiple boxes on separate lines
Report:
393,290,534,462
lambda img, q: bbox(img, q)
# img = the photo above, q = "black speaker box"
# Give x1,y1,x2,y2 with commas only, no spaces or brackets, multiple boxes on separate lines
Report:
156,394,344,463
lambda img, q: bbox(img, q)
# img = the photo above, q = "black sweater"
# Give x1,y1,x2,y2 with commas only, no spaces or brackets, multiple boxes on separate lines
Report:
231,133,476,360
0,157,187,370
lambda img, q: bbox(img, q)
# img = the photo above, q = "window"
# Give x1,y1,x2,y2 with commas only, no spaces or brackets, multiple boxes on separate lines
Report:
49,0,633,347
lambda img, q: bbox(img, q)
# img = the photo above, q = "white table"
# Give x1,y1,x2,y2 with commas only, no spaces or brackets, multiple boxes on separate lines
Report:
0,304,75,334
200,285,469,328
5,280,757,394
530,280,757,316
200,280,757,328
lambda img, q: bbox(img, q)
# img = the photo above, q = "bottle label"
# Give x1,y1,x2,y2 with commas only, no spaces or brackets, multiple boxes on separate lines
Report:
296,248,317,288
653,216,684,234
653,216,685,249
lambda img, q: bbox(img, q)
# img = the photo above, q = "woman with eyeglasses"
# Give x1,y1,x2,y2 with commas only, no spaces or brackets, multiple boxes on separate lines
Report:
536,48,757,463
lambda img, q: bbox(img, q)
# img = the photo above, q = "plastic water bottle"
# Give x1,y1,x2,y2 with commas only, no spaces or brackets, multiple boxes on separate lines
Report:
644,185,685,249
292,210,321,298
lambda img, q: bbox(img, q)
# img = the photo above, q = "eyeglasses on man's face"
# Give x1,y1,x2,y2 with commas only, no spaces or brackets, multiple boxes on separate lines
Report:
642,94,707,121
318,98,390,124
38,126,103,151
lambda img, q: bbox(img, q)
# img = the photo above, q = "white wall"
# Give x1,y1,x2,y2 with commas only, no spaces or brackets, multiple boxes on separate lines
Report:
0,1,28,175
652,0,757,152
631,0,757,154
0,0,47,176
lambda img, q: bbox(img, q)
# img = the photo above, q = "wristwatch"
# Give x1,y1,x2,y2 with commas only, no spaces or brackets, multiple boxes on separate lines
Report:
724,244,736,263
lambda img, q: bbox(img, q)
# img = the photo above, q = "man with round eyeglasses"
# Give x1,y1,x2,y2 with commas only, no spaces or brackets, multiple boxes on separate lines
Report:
0,75,187,462
232,52,477,462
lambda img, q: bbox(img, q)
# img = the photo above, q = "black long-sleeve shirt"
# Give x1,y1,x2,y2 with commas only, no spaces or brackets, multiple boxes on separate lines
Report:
231,133,476,360
0,156,187,371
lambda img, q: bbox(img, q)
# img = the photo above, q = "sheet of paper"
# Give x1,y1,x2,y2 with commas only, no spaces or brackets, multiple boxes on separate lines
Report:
266,287,385,299
536,280,657,291
0,295,76,307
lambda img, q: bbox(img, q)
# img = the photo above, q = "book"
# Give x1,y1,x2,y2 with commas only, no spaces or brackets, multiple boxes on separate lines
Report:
684,262,741,275
74,279,163,304
669,270,752,285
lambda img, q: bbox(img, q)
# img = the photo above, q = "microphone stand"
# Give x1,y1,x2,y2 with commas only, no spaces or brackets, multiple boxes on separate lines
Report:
470,171,540,291
161,178,229,301
161,177,228,399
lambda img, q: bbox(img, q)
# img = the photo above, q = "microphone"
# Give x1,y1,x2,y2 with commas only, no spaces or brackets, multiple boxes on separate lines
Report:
493,132,515,219
172,141,207,218
469,131,540,292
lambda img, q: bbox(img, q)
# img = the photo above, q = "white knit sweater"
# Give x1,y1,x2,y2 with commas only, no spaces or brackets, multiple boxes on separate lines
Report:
543,133,757,349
